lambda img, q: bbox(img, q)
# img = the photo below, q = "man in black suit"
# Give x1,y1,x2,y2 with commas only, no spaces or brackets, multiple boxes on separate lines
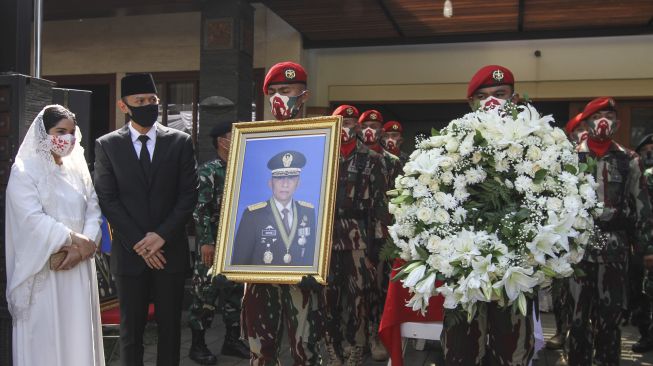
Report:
94,73,198,366
232,150,316,266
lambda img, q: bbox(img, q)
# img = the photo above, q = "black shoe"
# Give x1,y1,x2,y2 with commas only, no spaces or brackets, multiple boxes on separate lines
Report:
189,329,218,365
221,335,250,359
632,337,653,353
546,333,565,350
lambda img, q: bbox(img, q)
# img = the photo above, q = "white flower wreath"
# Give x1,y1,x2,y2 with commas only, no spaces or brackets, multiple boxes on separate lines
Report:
389,103,602,319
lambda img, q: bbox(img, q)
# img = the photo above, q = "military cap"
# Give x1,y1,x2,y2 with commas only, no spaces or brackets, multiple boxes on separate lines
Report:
383,120,403,133
636,134,653,153
332,105,360,118
565,113,584,135
209,121,233,138
358,109,384,124
267,150,306,177
579,97,617,122
121,73,157,98
263,62,307,95
467,65,514,98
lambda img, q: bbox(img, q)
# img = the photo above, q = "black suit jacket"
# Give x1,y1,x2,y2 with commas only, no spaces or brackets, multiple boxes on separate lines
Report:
231,199,316,266
94,124,198,276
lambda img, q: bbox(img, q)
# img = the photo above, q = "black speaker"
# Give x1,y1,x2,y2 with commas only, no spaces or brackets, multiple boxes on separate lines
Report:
0,73,55,365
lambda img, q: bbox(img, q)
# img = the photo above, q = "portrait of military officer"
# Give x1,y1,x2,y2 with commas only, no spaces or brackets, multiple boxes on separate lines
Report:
231,150,316,266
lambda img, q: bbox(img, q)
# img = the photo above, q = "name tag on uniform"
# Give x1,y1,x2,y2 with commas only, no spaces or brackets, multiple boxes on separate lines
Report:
299,227,311,237
262,225,277,237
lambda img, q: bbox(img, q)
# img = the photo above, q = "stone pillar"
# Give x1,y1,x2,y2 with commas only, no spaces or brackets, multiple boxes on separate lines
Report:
198,0,254,164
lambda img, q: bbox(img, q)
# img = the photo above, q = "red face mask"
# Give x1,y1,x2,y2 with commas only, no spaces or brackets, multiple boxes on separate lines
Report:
269,91,305,120
588,117,616,141
384,137,401,155
341,127,356,143
361,127,378,144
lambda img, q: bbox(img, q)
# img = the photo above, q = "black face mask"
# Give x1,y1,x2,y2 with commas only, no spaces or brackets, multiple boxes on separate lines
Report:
643,151,653,168
127,104,159,127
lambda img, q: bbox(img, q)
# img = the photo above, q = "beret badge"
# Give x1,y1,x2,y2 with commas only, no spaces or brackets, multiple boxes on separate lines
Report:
284,69,296,80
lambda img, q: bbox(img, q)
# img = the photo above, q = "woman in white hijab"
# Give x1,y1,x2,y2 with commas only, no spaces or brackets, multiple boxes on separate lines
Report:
5,105,104,366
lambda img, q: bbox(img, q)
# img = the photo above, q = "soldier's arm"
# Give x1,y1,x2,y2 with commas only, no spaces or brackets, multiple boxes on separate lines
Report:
193,163,217,246
369,158,390,262
627,155,653,256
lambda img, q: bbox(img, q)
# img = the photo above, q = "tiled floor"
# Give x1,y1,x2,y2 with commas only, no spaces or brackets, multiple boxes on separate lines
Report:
104,311,653,365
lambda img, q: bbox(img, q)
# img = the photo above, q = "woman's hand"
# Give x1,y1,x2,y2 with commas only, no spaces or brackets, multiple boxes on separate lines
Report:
56,245,83,270
70,232,97,260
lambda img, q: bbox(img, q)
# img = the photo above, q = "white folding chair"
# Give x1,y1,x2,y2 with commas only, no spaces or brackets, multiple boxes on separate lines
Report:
387,321,443,366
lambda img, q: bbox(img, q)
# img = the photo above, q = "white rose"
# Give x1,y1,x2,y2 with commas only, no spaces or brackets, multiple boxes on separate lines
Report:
434,192,447,204
417,207,434,223
507,144,524,160
434,208,451,224
418,174,432,185
472,152,483,164
445,139,459,153
441,171,454,185
541,133,555,145
440,158,453,171
547,197,563,211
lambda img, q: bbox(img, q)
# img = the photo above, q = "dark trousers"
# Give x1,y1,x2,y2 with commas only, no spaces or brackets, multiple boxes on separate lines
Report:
116,270,186,366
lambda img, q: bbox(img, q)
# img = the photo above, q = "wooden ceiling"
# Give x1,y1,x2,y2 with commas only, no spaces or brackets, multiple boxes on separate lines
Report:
260,0,653,47
43,0,653,48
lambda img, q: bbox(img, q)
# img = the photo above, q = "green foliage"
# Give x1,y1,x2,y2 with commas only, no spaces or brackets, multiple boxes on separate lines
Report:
431,127,440,136
533,169,548,184
380,239,400,263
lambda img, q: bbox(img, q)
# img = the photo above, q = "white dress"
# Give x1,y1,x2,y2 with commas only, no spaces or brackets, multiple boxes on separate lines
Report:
5,157,105,366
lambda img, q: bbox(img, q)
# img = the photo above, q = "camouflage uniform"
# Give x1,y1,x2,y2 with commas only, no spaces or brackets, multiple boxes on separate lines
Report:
567,141,653,365
325,143,388,363
549,277,572,345
188,159,243,331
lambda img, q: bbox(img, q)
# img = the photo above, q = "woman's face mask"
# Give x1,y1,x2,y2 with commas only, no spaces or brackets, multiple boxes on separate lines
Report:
269,91,306,120
50,134,76,157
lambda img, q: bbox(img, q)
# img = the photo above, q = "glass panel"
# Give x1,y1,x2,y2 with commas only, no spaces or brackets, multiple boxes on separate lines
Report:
165,81,194,134
630,107,653,148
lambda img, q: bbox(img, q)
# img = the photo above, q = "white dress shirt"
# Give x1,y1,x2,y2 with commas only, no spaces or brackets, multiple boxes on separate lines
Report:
129,122,157,160
274,198,294,228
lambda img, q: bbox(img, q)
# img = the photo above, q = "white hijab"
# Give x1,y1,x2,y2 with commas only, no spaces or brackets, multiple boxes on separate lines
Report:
5,105,93,320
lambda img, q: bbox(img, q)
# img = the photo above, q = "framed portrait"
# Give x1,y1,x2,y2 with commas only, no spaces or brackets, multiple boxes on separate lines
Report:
212,116,341,284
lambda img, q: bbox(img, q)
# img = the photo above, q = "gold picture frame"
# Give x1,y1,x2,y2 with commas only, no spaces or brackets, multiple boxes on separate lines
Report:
211,116,342,284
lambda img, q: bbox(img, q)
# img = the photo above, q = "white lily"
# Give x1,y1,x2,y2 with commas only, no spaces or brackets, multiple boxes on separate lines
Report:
495,266,538,302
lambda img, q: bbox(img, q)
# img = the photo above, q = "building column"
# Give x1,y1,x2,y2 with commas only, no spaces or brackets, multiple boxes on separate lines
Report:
198,0,254,164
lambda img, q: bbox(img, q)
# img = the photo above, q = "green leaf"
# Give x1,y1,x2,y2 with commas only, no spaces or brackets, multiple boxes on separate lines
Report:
473,130,487,146
431,128,440,136
415,245,430,260
386,189,400,197
534,169,548,181
392,260,422,282
564,164,578,175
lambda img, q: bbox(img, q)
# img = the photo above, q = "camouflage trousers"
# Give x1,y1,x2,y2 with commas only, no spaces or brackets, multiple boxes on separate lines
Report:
187,259,244,330
551,277,572,336
441,302,535,366
568,260,626,366
628,252,652,339
241,283,323,366
325,249,372,355
369,260,389,326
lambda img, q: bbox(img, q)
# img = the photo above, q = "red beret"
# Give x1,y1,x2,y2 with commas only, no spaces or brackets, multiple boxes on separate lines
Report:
332,105,359,118
383,121,403,133
467,65,515,98
565,113,584,135
358,110,384,124
263,62,307,95
579,97,616,122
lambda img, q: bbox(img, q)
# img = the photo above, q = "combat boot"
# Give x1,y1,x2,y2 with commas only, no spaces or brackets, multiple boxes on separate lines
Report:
325,343,344,366
554,353,568,366
189,329,217,365
346,346,364,366
221,326,250,359
546,332,565,350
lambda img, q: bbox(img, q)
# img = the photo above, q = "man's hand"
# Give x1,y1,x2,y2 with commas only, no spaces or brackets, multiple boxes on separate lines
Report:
644,254,653,270
297,275,323,292
200,244,215,267
134,232,167,269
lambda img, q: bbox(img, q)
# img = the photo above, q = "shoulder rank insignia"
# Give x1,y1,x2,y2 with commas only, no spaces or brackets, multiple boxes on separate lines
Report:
248,201,267,211
297,200,314,209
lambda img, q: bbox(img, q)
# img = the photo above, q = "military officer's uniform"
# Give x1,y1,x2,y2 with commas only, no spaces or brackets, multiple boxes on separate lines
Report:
568,98,653,365
382,120,410,166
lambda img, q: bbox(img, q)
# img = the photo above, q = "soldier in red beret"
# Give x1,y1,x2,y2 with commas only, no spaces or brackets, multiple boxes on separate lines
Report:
441,65,536,366
324,105,388,365
566,97,653,365
263,61,310,120
382,120,409,165
565,113,589,144
241,61,324,365
467,65,519,110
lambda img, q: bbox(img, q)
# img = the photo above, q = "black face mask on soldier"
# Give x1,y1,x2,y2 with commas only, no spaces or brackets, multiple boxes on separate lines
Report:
643,151,653,168
127,104,159,127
